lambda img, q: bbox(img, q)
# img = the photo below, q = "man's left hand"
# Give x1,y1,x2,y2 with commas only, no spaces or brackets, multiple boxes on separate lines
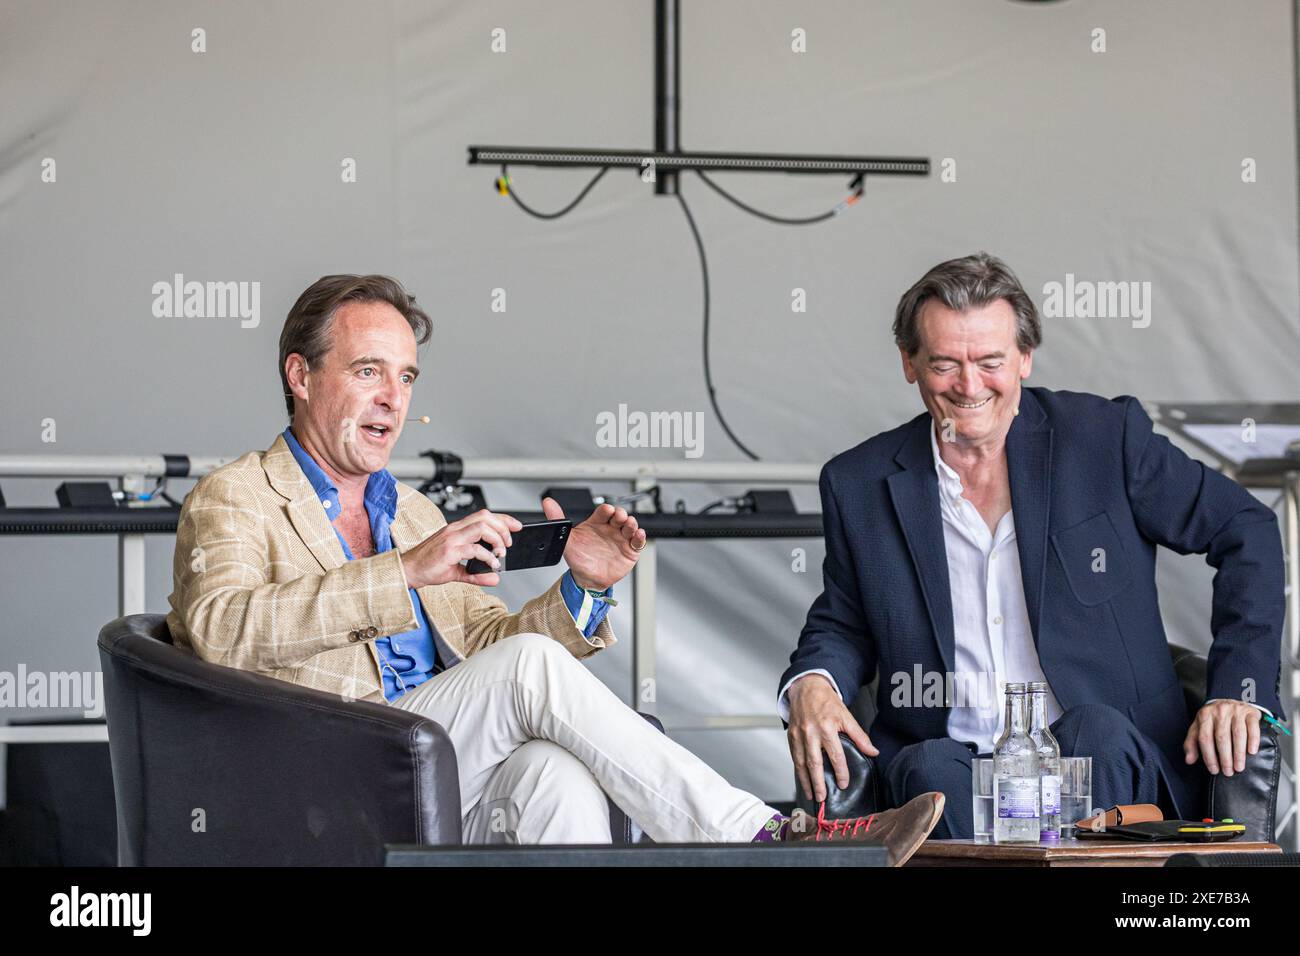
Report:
1183,699,1262,776
542,497,647,592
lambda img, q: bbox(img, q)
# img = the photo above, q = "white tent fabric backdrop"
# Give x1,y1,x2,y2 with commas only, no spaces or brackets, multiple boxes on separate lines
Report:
1,0,1296,802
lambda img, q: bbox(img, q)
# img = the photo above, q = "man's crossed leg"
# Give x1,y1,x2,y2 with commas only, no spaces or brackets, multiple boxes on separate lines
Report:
394,632,779,843
395,631,945,861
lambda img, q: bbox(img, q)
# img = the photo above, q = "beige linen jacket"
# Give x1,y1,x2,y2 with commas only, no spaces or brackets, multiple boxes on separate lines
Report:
166,433,615,702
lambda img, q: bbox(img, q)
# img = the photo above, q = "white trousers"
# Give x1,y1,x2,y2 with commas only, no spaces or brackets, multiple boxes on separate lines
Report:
392,632,777,844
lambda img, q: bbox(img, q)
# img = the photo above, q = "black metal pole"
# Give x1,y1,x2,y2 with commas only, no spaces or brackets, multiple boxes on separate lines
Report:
654,0,680,195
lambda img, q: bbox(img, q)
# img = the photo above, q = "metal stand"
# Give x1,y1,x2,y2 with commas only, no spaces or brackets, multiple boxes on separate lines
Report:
467,1,929,182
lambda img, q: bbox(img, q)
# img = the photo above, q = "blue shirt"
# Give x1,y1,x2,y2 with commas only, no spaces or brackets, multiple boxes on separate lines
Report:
282,427,612,701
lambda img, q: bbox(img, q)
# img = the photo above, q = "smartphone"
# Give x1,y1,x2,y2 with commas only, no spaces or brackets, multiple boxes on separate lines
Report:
464,519,572,575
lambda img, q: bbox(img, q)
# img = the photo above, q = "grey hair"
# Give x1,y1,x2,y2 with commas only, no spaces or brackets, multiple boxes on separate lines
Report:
892,252,1042,356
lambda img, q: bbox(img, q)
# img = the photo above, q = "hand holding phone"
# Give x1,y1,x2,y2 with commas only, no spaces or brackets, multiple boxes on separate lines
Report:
464,519,571,574
399,508,523,588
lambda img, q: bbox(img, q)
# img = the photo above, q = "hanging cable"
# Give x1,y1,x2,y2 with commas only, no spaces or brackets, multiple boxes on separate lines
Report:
675,188,761,461
694,169,863,224
497,164,609,220
494,164,862,461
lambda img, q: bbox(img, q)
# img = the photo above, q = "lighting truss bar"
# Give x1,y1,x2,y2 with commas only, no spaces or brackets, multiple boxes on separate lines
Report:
468,146,929,177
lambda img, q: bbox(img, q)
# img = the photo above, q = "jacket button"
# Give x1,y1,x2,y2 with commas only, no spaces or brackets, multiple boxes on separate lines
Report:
366,626,379,638
348,629,362,642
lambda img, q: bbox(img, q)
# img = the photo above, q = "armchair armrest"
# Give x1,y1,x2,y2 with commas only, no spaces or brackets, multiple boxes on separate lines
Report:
1206,728,1282,843
1170,641,1282,842
793,733,883,819
98,614,461,865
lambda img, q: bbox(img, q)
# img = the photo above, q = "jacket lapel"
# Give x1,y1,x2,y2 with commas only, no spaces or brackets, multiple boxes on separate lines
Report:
261,434,347,574
1006,388,1053,649
886,415,956,674
388,495,466,665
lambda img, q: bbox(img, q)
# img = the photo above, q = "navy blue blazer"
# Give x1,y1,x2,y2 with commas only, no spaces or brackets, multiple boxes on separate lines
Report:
782,387,1286,817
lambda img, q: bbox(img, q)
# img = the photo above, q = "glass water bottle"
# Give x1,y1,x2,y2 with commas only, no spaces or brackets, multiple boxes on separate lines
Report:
993,682,1040,843
1027,681,1061,841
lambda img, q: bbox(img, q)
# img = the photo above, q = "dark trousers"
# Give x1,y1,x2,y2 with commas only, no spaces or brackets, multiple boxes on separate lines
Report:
882,703,1174,839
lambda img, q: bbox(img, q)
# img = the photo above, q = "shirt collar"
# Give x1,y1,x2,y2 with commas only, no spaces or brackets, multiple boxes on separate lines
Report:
281,426,398,522
928,418,963,496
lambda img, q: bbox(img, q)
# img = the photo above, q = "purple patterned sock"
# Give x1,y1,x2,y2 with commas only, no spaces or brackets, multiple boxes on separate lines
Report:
751,812,790,842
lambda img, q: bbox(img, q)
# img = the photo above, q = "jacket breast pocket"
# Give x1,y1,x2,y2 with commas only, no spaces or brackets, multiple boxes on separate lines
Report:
1050,510,1132,606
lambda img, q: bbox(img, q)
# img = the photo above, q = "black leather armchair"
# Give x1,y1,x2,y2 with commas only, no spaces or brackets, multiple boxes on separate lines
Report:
98,614,653,866
795,643,1284,842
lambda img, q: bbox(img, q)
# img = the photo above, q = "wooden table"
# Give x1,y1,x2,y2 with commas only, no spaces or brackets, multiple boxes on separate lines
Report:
908,838,1282,867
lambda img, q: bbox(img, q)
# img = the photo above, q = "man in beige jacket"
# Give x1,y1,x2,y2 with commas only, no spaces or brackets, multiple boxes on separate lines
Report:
167,273,942,857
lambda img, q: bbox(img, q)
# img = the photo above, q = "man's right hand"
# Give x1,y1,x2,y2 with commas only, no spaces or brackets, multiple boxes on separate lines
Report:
400,509,524,589
787,673,878,803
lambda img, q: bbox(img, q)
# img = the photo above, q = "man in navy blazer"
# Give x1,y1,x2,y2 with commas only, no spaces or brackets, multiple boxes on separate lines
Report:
781,252,1286,837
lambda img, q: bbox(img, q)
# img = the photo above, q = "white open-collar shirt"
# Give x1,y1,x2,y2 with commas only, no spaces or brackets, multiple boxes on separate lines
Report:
928,422,1062,752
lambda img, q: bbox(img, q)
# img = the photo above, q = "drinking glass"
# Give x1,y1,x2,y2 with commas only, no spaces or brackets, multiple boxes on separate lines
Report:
1059,756,1093,838
972,757,995,843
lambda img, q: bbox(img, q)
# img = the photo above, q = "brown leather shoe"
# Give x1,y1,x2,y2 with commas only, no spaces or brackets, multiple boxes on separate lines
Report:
786,791,945,866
